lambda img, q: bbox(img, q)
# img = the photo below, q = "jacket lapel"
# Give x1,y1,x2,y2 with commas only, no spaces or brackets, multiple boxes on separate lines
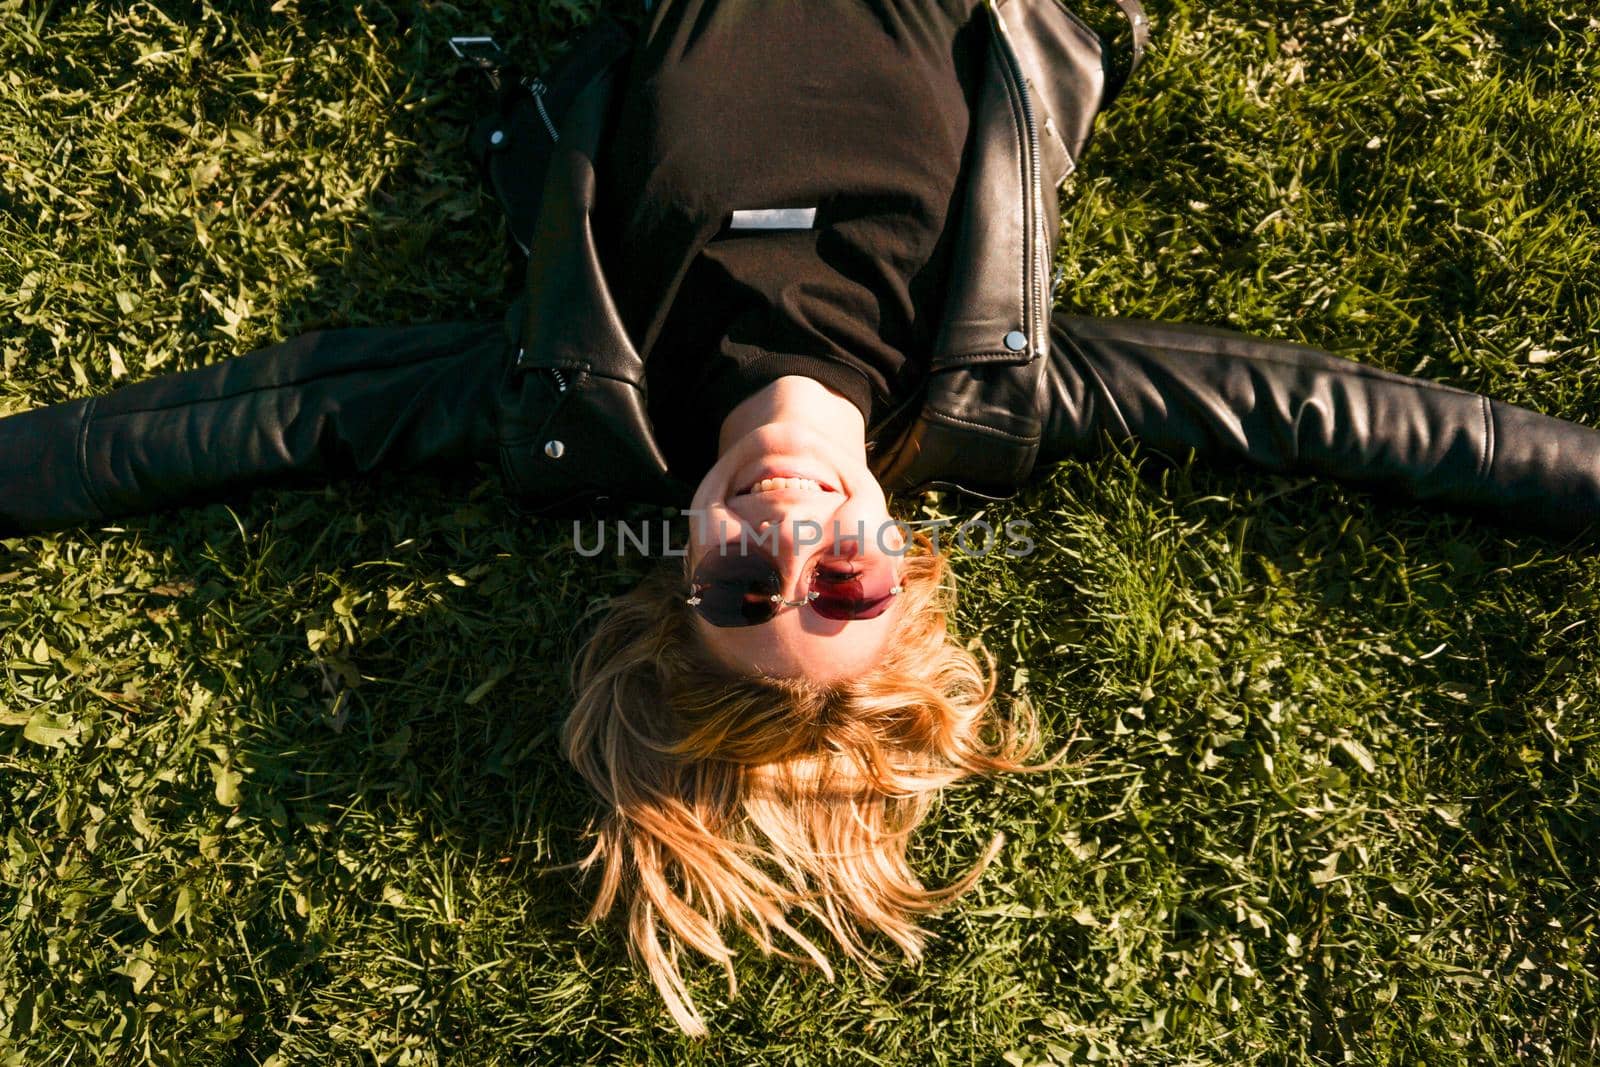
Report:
500,61,686,508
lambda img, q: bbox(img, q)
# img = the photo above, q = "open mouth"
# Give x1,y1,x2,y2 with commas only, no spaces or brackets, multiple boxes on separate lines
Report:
735,474,838,497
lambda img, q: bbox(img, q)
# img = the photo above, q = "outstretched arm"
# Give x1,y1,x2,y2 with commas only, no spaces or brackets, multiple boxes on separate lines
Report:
0,322,506,538
1040,312,1600,539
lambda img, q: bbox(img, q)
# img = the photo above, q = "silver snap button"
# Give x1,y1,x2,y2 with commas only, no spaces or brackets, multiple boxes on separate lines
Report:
543,440,565,459
1003,330,1028,352
489,129,506,147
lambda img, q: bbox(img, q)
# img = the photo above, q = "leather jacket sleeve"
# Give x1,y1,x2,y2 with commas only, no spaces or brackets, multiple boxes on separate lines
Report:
1040,312,1600,539
0,322,506,537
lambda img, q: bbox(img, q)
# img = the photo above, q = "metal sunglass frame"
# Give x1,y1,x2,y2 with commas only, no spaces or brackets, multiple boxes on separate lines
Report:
684,546,904,628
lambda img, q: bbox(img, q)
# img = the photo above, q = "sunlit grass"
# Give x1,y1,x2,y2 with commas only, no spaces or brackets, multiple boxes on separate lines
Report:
2,1,1597,1062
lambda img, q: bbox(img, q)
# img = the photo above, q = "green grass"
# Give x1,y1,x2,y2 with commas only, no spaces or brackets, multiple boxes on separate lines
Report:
3,0,1598,1062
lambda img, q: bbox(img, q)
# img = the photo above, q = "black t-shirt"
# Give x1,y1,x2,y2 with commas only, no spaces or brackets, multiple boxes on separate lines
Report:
599,0,984,477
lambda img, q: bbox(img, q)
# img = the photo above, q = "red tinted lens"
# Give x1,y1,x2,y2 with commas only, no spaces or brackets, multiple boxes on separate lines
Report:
690,546,784,627
808,558,899,620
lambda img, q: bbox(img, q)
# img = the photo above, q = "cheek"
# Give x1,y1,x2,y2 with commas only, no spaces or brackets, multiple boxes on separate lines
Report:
690,509,739,556
879,518,907,553
689,512,782,574
847,509,904,554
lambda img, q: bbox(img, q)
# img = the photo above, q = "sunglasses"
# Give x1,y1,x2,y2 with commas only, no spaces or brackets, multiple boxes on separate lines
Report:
686,542,903,628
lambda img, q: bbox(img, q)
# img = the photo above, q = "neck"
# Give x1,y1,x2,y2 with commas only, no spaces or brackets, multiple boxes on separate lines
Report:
716,375,867,458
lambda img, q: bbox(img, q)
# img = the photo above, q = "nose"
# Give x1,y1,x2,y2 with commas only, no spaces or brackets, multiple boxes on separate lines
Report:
726,495,834,559
717,505,832,602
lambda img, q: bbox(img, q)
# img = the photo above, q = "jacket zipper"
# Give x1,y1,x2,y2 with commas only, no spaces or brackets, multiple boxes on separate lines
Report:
512,349,569,393
989,12,1046,359
525,78,561,143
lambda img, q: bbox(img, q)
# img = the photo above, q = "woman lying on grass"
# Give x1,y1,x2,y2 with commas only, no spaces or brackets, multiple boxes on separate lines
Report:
3,0,1599,1038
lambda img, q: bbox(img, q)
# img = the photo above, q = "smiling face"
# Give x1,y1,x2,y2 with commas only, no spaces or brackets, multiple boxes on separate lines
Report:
687,422,906,682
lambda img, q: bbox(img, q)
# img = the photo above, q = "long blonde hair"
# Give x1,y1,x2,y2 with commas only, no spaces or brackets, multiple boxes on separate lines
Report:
561,534,1042,1035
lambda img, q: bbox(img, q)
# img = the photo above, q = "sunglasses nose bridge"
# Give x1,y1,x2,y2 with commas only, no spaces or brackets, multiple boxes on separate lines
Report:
742,520,813,602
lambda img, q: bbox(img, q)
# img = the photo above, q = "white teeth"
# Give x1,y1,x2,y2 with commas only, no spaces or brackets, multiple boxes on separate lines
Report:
746,476,824,495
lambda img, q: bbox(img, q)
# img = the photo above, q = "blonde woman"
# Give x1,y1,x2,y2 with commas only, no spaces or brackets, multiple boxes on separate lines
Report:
4,0,1599,1036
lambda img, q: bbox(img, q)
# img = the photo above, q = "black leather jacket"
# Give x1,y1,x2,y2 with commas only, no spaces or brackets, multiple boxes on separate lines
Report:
495,0,1600,538
4,0,1600,540
498,0,1126,506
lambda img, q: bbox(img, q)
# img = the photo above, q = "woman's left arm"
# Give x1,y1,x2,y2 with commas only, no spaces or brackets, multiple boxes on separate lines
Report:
1039,310,1600,539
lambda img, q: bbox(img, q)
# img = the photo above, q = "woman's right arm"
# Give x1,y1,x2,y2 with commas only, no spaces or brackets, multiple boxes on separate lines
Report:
0,321,506,538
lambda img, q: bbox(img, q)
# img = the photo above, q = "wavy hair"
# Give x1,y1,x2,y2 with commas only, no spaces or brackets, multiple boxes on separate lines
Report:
561,533,1045,1035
